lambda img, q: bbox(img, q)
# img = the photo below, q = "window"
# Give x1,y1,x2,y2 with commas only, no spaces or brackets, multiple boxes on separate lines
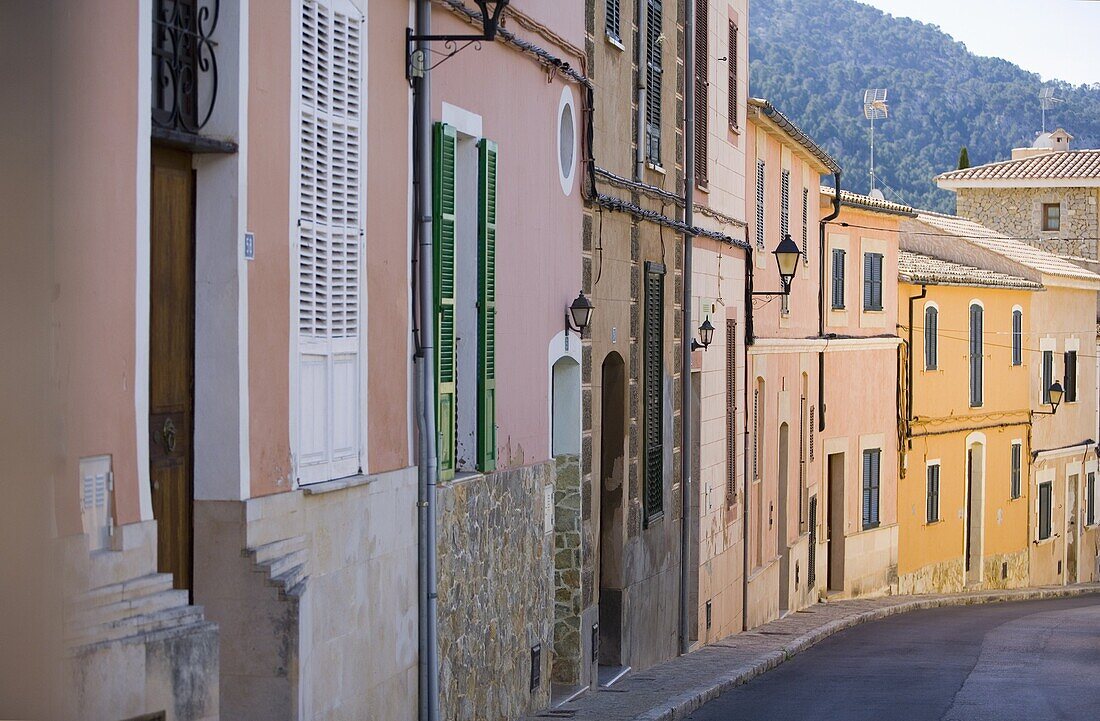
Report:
1042,350,1054,404
802,188,809,264
862,449,881,529
1011,442,1022,499
296,0,364,484
863,252,883,311
605,0,621,42
644,262,665,523
755,160,765,249
645,0,663,165
726,319,737,505
727,21,738,129
1011,309,1023,366
1042,203,1060,232
831,248,846,309
694,0,708,187
1038,481,1053,540
1064,350,1078,402
926,463,941,523
780,169,790,240
969,303,983,407
1087,472,1096,526
924,305,938,370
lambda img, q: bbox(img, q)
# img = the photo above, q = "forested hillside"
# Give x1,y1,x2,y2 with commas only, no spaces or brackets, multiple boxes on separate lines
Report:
749,0,1100,213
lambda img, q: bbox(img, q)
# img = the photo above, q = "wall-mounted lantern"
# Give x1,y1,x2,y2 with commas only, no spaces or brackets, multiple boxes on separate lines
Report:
752,234,802,297
1035,380,1065,416
566,290,594,335
691,316,715,351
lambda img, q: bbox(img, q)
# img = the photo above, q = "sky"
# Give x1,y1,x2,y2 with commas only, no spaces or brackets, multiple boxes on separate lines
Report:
857,0,1100,86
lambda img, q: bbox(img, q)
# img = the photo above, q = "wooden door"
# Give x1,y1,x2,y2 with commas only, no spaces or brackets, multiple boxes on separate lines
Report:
149,147,195,592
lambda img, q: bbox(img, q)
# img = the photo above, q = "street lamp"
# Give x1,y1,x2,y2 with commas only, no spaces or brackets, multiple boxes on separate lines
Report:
566,290,594,334
1035,380,1065,415
752,234,802,296
691,316,715,351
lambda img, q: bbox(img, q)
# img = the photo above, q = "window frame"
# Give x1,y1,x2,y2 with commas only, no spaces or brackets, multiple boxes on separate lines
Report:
862,251,883,312
643,261,666,524
1042,202,1061,232
1037,480,1053,541
924,303,939,370
1010,441,1022,500
1042,349,1054,404
969,302,984,408
1011,308,1023,366
727,20,738,130
1064,349,1078,403
1087,471,1097,527
926,462,941,523
604,0,622,44
831,248,846,310
861,448,881,530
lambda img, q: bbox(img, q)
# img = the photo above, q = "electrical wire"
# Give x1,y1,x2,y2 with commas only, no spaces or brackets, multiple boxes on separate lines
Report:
901,323,1100,360
833,220,1100,246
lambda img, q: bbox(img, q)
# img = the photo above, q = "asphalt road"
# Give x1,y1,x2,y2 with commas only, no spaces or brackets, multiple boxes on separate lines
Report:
685,596,1100,721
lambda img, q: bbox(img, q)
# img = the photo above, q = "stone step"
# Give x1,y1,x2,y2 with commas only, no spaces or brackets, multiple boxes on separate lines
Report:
73,572,174,610
68,586,189,633
69,602,206,649
250,536,307,568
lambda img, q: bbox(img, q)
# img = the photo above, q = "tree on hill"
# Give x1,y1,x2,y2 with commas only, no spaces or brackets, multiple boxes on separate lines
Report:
957,146,971,170
749,0,1100,213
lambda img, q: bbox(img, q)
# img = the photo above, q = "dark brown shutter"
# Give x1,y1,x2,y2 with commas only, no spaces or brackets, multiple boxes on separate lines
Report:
726,318,737,505
644,262,665,523
728,21,738,128
694,0,708,186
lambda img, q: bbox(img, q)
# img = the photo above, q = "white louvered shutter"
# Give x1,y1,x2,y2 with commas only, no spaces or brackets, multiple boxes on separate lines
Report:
297,0,363,484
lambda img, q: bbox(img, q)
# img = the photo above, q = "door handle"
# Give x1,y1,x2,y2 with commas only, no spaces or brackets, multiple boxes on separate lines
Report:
161,417,177,454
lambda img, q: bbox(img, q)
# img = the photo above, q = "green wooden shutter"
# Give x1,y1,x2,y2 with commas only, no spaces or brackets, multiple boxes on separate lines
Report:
433,123,457,481
477,138,498,472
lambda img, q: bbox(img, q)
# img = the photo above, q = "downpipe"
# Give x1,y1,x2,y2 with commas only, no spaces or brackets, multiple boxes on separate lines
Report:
817,171,841,433
679,0,696,656
413,1,439,719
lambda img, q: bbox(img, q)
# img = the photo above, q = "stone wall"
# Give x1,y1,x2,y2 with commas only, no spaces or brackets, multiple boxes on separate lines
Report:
194,464,419,721
552,453,583,685
956,187,1099,259
437,462,554,721
981,549,1029,590
897,557,965,596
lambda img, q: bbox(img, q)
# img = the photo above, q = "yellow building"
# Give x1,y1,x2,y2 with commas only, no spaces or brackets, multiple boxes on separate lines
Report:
897,251,1043,592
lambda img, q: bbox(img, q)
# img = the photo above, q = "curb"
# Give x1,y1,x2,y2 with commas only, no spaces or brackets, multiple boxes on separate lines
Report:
622,585,1100,721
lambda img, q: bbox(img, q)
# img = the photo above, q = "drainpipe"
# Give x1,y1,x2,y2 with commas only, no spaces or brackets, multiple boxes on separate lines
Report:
742,242,753,632
906,285,927,427
413,1,439,719
817,172,841,433
635,0,648,180
679,0,696,657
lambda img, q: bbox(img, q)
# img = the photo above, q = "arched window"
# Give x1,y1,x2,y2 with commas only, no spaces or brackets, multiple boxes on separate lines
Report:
924,305,938,370
969,303,984,407
1011,309,1023,366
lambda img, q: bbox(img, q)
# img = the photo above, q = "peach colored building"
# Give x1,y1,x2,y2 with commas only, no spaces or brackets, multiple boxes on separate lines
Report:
814,189,911,603
745,98,829,627
688,0,750,649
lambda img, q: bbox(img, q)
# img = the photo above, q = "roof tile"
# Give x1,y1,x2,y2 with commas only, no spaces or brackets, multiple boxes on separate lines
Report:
898,250,1042,290
937,150,1100,182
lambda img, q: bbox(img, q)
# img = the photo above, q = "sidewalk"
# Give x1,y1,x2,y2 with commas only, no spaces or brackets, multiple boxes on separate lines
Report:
526,584,1100,721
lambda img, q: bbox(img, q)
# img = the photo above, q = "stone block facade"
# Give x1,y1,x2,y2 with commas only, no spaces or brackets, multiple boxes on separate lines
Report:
956,187,1100,259
436,462,554,721
552,453,584,685
897,558,965,596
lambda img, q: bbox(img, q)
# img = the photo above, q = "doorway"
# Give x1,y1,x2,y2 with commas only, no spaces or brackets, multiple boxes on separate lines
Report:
598,352,627,683
149,147,196,593
778,423,790,613
965,444,984,586
827,453,845,592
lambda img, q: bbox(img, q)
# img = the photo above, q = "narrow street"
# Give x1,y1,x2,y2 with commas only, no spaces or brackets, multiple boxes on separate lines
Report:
685,597,1100,721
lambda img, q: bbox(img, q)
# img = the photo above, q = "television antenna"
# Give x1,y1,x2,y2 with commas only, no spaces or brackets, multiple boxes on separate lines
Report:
1039,87,1064,134
863,89,889,197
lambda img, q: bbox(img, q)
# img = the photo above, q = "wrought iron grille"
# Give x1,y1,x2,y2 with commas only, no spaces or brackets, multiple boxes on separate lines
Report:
153,0,220,135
